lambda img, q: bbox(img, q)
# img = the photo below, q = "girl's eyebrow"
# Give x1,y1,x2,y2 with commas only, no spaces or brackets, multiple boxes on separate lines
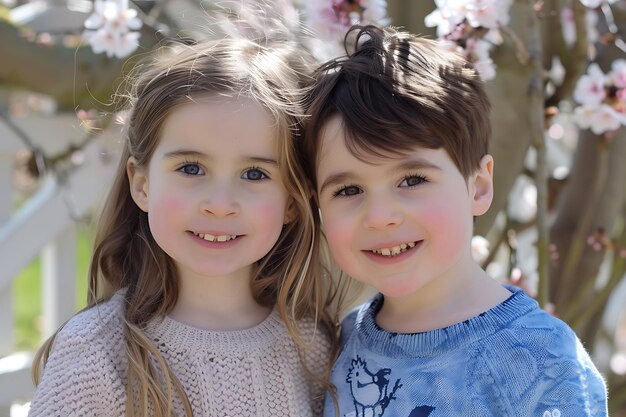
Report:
162,150,278,166
163,150,205,159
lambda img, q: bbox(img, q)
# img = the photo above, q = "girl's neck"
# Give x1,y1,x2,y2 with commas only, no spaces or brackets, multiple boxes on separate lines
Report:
169,267,272,331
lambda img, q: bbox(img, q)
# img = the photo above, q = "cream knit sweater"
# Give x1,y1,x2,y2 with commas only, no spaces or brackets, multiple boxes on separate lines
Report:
28,291,331,417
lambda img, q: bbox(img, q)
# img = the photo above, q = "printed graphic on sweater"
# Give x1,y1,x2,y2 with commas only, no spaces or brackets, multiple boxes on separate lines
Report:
345,356,434,417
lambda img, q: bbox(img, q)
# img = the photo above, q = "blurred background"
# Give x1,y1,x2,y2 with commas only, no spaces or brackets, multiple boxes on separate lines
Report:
1,0,626,415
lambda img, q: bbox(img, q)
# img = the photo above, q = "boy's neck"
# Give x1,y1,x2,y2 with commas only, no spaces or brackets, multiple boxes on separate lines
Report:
375,265,511,334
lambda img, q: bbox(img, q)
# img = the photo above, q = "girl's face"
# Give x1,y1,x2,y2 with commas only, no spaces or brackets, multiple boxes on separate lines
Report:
128,96,292,286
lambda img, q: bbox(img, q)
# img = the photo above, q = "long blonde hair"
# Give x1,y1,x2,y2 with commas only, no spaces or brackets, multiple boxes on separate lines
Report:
33,32,345,416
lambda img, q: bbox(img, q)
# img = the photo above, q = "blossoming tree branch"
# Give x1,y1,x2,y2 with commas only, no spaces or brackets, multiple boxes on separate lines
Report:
2,0,626,414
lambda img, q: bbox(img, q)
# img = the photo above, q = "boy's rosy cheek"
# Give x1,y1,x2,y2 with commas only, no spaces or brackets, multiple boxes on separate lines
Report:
422,203,471,255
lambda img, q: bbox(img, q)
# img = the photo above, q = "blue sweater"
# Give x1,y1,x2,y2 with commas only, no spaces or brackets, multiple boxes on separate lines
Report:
323,286,608,417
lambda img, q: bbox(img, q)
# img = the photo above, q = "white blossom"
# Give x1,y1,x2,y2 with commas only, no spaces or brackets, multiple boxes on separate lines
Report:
508,176,537,223
611,351,626,375
549,56,566,87
85,27,140,58
424,0,467,38
609,59,626,89
580,0,619,8
484,28,503,45
471,235,490,263
83,0,141,58
473,57,496,81
560,7,576,47
465,0,512,30
586,9,599,44
575,104,626,134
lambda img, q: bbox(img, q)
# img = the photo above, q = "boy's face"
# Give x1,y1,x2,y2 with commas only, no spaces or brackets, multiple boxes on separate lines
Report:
315,115,493,299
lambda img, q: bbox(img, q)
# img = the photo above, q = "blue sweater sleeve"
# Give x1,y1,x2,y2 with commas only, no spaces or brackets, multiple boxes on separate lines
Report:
484,316,608,416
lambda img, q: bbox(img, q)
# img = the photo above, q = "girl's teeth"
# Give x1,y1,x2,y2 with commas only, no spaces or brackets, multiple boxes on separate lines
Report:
194,233,237,242
372,242,417,256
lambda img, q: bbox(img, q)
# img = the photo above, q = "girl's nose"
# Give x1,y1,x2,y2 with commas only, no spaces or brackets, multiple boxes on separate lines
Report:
200,182,240,217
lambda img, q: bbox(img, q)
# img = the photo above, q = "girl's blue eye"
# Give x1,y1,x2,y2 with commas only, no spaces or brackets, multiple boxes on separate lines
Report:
242,168,268,181
333,185,362,197
400,174,427,187
178,163,204,176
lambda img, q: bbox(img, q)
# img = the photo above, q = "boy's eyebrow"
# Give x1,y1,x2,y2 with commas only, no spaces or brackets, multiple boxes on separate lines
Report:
162,150,277,165
393,158,442,173
319,157,442,193
243,156,279,166
319,172,354,194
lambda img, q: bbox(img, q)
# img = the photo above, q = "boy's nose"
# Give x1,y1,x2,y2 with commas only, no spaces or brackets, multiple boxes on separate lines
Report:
362,198,403,230
200,183,240,217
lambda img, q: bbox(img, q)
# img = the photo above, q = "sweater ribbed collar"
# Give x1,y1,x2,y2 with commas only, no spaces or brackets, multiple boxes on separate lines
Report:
145,307,287,353
355,285,538,358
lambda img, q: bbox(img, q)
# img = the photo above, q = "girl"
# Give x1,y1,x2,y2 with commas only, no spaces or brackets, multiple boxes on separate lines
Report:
29,32,341,417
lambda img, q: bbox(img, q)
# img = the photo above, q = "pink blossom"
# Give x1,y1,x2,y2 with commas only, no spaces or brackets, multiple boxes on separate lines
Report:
574,64,607,106
305,0,389,59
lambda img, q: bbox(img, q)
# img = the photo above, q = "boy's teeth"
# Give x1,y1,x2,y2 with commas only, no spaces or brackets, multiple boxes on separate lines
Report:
371,242,417,256
195,233,237,242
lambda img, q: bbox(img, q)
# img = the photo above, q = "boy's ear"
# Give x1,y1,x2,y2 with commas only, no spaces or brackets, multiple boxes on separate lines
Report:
471,154,494,216
127,157,149,213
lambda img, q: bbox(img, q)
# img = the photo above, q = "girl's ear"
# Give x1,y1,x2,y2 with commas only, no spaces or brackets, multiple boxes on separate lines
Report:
283,197,297,225
471,154,494,217
127,157,149,213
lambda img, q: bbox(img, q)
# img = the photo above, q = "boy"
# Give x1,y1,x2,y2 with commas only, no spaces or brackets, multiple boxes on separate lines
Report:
300,25,608,417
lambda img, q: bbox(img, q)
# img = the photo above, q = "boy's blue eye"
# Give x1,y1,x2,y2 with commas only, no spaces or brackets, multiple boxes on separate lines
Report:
178,163,204,176
242,167,268,181
400,174,426,187
333,185,362,197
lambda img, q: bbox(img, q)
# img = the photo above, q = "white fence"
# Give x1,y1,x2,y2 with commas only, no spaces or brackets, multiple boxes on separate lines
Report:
0,114,119,414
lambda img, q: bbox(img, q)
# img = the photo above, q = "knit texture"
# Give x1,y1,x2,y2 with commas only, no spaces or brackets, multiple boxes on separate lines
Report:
28,291,331,417
323,286,608,417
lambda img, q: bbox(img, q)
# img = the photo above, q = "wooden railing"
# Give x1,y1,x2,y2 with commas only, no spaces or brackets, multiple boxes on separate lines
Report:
0,114,118,414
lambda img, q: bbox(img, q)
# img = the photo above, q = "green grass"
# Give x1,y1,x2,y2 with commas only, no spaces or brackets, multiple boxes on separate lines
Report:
13,226,93,351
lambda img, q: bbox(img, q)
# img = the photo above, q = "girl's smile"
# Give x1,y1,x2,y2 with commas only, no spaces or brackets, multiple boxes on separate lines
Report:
189,231,243,248
129,95,292,284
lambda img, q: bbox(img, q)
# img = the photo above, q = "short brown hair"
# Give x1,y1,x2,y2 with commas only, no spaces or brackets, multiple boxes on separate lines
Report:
301,24,491,187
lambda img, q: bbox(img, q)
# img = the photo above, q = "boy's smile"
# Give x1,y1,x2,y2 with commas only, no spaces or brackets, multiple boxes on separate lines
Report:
316,115,494,303
362,240,422,264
